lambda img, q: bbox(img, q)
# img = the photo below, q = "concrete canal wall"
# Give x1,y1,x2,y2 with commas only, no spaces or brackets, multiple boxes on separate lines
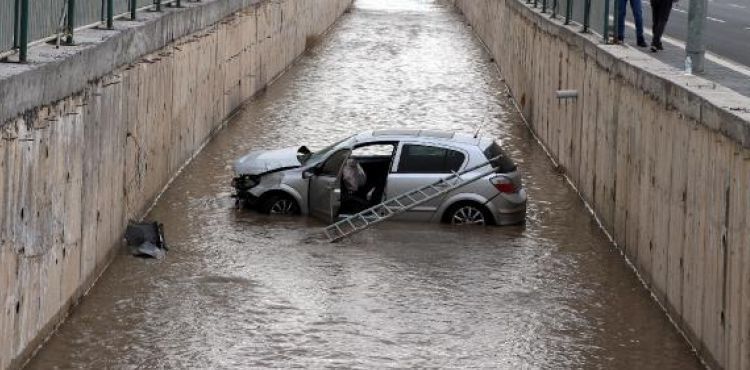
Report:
0,0,351,367
454,0,750,368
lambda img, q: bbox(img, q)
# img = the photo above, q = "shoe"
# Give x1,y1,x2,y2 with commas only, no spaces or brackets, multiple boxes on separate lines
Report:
650,46,658,53
637,40,648,47
656,43,664,50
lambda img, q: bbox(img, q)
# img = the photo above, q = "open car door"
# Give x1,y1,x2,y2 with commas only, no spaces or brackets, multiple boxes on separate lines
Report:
308,148,351,223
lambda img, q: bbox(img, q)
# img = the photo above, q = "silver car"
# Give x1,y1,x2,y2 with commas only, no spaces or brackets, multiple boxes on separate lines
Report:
232,129,527,225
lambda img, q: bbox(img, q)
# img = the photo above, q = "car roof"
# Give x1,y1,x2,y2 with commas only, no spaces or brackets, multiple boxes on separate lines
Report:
354,129,492,147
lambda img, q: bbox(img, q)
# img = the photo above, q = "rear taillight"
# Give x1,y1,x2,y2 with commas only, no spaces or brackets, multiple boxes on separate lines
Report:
490,176,516,194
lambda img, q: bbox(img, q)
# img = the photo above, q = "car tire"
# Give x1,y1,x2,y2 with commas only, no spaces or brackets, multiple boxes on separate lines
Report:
259,194,300,215
443,202,494,226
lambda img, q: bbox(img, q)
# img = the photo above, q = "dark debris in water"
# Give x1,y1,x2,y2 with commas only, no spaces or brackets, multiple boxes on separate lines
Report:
125,221,167,259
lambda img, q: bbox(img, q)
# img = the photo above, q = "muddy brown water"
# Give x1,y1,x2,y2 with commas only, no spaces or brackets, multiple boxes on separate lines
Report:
28,0,702,368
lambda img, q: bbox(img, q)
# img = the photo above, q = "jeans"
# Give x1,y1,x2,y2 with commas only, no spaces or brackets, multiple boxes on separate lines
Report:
616,0,645,43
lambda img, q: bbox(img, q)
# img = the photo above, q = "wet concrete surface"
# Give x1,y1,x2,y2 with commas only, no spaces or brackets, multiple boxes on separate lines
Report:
28,0,703,368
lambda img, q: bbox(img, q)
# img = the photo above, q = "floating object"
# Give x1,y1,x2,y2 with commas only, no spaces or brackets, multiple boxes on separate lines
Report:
125,221,167,259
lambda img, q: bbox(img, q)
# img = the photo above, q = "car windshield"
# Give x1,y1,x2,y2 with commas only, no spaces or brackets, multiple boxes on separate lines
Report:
298,135,353,165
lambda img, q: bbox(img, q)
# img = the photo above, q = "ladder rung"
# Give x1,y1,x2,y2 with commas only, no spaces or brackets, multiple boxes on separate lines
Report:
384,199,402,208
384,205,400,212
346,218,357,231
396,197,414,207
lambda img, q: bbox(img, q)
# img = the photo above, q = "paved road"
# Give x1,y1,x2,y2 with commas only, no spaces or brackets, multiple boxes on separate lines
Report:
639,0,750,66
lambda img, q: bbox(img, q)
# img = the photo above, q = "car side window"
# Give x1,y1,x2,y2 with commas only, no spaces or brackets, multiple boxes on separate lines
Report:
352,143,395,158
319,149,350,176
397,144,465,174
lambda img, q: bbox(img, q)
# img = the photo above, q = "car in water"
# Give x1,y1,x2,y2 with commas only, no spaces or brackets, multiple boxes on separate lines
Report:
232,129,526,225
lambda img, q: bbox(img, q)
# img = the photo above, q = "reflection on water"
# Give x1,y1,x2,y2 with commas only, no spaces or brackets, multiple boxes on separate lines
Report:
28,0,701,368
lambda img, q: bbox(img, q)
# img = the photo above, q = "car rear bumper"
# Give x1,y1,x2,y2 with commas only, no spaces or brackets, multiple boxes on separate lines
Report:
493,208,526,225
487,188,527,225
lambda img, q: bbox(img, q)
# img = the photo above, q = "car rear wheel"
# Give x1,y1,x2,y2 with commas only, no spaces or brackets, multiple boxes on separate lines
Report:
260,194,300,215
443,202,493,226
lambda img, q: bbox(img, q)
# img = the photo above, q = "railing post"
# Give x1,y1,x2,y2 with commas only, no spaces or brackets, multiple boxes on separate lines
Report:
106,0,114,28
19,0,29,62
155,0,161,12
603,0,611,43
565,0,571,24
66,0,75,44
613,0,621,41
534,0,538,7
542,0,547,12
131,0,137,20
13,0,20,48
686,0,708,72
583,0,590,32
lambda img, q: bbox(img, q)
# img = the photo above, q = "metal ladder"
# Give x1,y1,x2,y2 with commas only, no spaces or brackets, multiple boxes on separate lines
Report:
324,155,502,242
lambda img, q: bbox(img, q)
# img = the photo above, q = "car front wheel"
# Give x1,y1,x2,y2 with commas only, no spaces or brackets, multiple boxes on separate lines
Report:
260,194,300,215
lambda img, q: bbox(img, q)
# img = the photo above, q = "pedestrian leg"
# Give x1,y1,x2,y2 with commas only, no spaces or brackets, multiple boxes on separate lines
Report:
616,0,628,41
631,0,647,46
657,1,673,48
651,1,662,50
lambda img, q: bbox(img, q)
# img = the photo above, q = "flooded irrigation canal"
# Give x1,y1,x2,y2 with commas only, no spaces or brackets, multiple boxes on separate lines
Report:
29,0,702,368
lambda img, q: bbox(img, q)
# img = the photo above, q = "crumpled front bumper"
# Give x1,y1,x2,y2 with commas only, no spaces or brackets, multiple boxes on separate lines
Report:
232,175,260,206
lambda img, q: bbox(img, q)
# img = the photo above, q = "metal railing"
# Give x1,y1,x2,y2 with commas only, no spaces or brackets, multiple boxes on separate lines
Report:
1,0,189,62
528,0,617,42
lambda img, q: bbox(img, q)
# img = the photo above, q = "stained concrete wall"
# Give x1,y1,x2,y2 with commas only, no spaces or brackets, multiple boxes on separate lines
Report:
454,0,750,368
0,0,351,368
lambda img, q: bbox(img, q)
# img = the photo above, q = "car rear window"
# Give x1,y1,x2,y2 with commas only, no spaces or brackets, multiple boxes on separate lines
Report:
484,141,517,173
397,144,465,174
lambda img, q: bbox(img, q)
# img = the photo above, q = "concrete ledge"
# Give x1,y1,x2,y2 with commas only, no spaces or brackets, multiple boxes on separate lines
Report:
0,0,261,127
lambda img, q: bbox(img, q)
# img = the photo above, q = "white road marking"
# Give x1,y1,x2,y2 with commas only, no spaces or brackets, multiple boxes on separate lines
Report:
672,8,688,13
707,16,726,23
624,20,750,78
729,4,746,9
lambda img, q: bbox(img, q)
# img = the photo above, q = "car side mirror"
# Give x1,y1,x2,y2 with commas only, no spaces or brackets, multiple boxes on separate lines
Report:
302,168,316,179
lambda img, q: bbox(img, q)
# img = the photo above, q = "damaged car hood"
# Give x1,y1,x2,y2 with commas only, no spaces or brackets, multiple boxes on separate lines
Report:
233,146,309,175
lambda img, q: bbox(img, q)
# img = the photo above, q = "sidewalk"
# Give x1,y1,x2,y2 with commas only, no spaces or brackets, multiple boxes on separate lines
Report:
620,29,750,98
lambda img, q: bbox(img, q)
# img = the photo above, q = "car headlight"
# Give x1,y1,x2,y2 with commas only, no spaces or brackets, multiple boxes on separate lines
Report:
232,175,260,191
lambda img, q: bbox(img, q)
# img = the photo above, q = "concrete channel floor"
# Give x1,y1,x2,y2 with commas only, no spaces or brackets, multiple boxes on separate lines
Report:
28,0,703,368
